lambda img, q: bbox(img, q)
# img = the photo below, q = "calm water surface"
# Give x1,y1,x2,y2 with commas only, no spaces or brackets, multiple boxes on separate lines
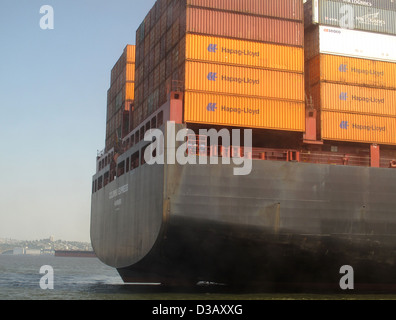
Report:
1,255,395,300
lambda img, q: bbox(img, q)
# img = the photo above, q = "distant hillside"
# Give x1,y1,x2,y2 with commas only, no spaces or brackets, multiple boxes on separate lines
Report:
0,238,92,254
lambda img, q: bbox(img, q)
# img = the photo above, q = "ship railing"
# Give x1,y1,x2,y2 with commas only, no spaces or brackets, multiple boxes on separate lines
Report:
186,137,296,162
187,134,208,157
300,152,370,167
381,157,396,169
183,135,396,167
251,148,292,161
186,140,378,167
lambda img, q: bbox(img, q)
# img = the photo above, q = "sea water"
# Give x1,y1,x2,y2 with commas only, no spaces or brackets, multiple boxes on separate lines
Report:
0,254,394,301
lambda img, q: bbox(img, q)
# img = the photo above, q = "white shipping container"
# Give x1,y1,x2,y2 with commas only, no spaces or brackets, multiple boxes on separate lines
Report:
318,25,396,62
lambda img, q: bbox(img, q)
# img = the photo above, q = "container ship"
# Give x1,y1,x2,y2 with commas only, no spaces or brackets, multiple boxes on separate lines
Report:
91,0,396,291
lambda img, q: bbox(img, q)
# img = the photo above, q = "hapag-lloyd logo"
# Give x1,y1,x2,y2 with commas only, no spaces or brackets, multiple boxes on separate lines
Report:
222,75,260,85
339,92,348,101
207,44,260,57
207,44,218,53
339,92,385,104
207,72,218,81
206,103,217,112
340,121,349,129
206,103,260,116
339,64,385,77
340,121,386,132
207,72,260,85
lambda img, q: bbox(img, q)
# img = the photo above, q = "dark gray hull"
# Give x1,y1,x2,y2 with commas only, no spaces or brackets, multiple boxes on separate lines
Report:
91,153,396,291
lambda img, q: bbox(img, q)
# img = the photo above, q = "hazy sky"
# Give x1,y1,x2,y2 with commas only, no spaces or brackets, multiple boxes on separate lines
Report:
0,0,156,242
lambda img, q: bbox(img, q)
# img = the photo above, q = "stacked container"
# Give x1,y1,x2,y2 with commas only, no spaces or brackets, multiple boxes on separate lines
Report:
133,0,306,132
305,0,396,145
105,45,136,151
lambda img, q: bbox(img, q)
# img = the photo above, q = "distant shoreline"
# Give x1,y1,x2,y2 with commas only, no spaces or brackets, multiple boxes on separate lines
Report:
0,238,93,256
54,250,96,258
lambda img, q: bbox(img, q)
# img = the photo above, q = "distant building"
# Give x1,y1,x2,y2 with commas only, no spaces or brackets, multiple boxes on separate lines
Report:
25,249,41,255
13,248,24,255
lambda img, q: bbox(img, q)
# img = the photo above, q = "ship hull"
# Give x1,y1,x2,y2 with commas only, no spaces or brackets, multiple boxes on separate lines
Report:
91,153,396,291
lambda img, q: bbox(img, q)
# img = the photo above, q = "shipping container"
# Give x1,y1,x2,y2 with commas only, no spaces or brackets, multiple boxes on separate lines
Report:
165,28,173,54
304,0,315,29
311,82,396,116
136,22,145,44
185,61,305,102
321,110,396,145
154,42,160,67
185,34,304,73
115,91,123,111
171,18,180,48
136,64,143,85
305,25,396,63
110,45,136,85
131,0,306,131
307,54,396,89
184,91,305,131
126,63,135,82
132,0,306,119
105,45,136,151
186,7,304,47
306,0,396,35
304,25,320,61
187,0,304,21
153,65,160,89
329,0,396,11
125,82,135,101
107,100,115,120
125,45,136,63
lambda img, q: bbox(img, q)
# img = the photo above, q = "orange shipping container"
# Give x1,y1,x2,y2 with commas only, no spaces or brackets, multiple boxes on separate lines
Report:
185,34,304,73
111,45,136,84
125,63,135,82
184,91,305,132
307,54,396,89
125,82,135,101
185,61,305,102
321,111,396,145
125,45,136,63
312,82,396,117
